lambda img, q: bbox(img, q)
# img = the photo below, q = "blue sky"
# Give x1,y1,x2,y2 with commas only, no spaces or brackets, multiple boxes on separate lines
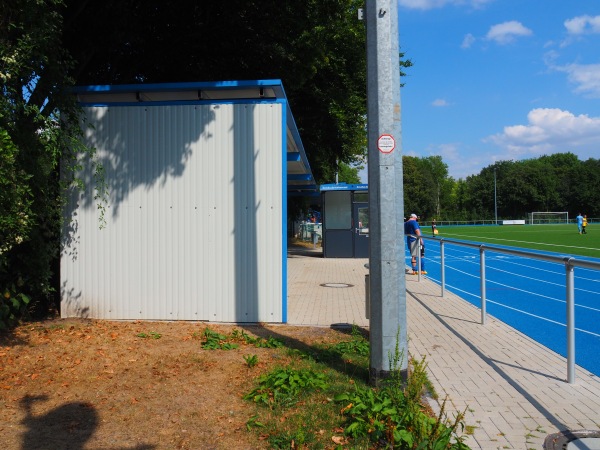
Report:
361,0,600,181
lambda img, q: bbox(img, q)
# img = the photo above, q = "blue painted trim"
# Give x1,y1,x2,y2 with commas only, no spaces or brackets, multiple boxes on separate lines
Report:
320,183,369,191
289,191,321,197
73,79,285,95
288,174,313,181
281,101,288,324
288,184,318,191
287,153,301,162
77,98,279,108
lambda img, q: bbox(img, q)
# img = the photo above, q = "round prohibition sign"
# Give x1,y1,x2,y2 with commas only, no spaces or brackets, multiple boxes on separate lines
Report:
377,134,395,153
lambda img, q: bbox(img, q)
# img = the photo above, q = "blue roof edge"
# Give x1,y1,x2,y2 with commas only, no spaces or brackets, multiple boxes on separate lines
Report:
73,79,316,193
72,79,286,95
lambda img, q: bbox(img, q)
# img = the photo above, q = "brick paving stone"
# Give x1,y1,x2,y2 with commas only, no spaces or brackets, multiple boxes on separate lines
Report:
286,249,600,449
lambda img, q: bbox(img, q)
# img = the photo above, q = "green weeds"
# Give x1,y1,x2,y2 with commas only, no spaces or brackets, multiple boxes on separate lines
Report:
243,367,328,408
135,331,162,339
201,328,238,350
329,325,370,356
240,325,471,449
201,327,283,350
243,354,259,368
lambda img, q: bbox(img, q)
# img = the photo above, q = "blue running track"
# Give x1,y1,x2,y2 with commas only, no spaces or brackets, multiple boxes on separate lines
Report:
408,238,600,376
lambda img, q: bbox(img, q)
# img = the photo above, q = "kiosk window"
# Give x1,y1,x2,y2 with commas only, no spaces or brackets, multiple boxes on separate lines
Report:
354,192,368,203
325,191,351,229
357,207,369,234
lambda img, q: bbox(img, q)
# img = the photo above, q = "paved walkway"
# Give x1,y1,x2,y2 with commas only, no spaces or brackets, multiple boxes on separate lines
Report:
286,247,600,449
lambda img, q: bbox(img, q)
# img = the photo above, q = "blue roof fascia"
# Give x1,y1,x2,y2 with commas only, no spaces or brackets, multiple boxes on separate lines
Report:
288,174,313,181
76,98,280,108
72,79,286,96
288,190,320,198
284,105,314,182
73,79,316,193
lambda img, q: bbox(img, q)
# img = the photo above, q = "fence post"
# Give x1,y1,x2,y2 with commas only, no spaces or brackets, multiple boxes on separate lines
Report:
417,237,421,281
480,245,487,325
440,239,445,297
565,257,575,384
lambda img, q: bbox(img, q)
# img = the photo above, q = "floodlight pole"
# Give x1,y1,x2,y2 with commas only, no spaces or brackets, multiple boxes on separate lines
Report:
366,0,407,385
494,168,498,225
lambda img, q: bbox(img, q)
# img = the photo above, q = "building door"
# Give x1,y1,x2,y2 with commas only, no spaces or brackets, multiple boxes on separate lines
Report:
322,191,353,257
353,196,369,258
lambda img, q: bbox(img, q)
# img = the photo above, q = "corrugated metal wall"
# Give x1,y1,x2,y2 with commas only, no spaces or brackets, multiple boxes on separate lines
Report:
61,103,284,322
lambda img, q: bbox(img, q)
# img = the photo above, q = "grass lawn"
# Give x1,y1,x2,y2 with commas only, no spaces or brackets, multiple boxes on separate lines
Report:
426,224,600,259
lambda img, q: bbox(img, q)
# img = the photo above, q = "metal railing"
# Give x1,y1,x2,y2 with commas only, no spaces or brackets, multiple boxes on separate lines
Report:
410,234,600,384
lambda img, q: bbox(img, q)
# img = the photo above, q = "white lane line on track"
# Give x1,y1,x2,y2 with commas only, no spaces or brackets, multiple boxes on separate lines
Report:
442,265,600,313
424,250,600,292
431,279,600,338
439,233,600,253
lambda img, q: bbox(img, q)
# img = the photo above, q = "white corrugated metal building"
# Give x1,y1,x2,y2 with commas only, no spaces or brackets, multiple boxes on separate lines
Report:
61,80,316,323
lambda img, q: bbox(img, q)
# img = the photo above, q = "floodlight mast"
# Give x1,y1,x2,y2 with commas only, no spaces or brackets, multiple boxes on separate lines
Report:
366,0,408,385
494,167,498,225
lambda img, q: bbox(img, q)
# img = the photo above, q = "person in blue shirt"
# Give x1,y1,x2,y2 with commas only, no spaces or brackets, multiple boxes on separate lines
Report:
576,213,584,234
404,214,426,274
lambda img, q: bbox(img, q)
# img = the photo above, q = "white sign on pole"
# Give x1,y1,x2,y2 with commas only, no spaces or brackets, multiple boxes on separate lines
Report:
377,134,395,153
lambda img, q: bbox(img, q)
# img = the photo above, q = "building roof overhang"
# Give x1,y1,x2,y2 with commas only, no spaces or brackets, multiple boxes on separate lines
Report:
74,79,317,194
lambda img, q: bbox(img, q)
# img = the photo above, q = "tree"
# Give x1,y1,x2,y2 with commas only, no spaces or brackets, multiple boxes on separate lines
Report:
402,156,426,217
63,1,413,184
0,0,97,325
335,161,363,184
416,155,449,219
62,0,374,183
580,158,600,217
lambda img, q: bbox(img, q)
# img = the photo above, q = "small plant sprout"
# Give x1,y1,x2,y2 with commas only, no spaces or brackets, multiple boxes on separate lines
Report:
244,354,259,368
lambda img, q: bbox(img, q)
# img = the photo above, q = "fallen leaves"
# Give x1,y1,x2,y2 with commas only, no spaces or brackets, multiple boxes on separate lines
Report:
332,435,348,445
0,318,352,449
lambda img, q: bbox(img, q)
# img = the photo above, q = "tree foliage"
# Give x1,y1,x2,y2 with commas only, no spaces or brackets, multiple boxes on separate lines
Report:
63,0,377,183
0,0,93,324
405,152,599,223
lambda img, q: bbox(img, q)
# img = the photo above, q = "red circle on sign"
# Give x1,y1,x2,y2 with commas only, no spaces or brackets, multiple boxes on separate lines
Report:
377,134,395,153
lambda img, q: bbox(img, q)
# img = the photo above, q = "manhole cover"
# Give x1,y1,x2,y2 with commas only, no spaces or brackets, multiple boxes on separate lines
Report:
320,283,353,288
544,430,600,449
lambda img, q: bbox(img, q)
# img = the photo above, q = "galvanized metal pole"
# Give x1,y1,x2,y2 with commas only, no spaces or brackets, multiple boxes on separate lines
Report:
440,240,446,297
480,246,487,325
366,0,407,384
565,258,575,383
494,168,498,225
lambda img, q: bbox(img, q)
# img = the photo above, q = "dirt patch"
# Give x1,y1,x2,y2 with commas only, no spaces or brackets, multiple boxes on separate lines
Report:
0,319,351,449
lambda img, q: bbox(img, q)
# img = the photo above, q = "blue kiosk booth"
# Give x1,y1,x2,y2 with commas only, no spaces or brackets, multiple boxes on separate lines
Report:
320,183,369,258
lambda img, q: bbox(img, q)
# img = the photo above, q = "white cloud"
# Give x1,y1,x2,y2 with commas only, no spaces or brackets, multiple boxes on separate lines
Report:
487,108,600,157
544,52,600,97
564,15,600,35
485,21,533,45
398,0,493,10
420,143,487,179
560,15,600,47
552,62,600,98
432,98,450,107
461,33,476,49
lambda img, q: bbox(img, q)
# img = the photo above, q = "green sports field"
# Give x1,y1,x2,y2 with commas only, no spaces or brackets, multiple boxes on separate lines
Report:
428,224,600,259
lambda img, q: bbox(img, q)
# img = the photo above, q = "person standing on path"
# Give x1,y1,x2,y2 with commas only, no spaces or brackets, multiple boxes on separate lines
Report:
404,214,426,274
576,213,584,234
